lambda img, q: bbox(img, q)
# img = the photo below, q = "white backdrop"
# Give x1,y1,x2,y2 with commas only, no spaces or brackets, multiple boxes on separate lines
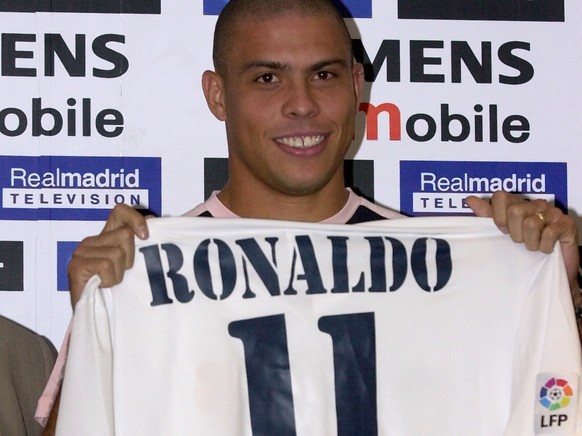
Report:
0,0,580,348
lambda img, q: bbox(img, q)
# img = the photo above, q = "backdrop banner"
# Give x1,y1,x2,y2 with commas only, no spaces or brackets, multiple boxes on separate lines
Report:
0,0,580,348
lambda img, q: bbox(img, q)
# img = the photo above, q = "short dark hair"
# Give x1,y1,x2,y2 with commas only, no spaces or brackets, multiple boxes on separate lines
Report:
212,0,353,75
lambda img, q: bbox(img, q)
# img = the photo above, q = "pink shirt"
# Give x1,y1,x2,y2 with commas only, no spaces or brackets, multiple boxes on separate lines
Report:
183,189,403,222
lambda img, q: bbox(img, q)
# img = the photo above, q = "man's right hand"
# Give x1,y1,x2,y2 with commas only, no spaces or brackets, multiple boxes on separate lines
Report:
67,204,150,308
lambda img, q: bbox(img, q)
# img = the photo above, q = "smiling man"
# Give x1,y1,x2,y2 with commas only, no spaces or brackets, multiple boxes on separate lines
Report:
39,0,581,432
201,3,362,221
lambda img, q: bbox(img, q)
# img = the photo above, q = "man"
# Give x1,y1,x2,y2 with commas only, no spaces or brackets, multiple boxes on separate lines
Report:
0,315,57,436
41,0,581,430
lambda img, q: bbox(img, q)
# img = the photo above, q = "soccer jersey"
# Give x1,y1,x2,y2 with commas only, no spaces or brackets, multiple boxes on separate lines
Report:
35,189,402,424
56,217,582,435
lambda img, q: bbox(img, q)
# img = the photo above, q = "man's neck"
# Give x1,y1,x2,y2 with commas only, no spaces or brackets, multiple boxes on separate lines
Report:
217,183,350,223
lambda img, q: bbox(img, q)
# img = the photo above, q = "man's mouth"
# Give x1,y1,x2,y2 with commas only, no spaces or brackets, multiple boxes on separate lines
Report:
276,135,325,149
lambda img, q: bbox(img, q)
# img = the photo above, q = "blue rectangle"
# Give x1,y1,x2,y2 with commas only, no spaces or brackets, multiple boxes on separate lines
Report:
0,156,162,221
57,241,79,292
399,161,567,216
203,0,372,18
336,0,372,18
203,0,228,15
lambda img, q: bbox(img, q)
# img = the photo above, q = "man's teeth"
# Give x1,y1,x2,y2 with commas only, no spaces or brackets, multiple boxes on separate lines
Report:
278,135,324,148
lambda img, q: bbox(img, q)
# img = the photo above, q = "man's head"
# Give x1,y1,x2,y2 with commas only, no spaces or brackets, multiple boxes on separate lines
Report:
212,0,353,76
202,0,364,220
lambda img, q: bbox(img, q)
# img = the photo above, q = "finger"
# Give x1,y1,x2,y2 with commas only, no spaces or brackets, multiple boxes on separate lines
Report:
518,206,579,290
522,211,546,251
67,253,125,308
529,208,562,253
67,227,137,308
78,226,137,270
101,204,149,240
464,195,492,217
537,208,578,252
500,196,547,243
539,209,579,289
488,191,515,234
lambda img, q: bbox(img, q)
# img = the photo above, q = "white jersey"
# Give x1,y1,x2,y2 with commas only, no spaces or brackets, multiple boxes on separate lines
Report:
57,217,582,435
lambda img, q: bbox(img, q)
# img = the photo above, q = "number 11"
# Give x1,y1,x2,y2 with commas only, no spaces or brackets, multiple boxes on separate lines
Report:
229,312,377,435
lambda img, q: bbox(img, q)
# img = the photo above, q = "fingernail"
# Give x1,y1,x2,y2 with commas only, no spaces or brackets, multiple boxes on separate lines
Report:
138,226,148,239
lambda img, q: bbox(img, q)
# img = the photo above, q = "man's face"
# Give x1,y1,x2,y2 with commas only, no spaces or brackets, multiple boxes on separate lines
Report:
214,13,364,198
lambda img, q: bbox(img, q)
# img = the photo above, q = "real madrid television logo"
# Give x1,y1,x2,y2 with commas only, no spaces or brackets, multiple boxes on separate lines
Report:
539,378,573,411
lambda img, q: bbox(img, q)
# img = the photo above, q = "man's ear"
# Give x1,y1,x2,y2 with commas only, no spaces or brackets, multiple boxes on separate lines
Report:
202,70,227,121
352,62,365,105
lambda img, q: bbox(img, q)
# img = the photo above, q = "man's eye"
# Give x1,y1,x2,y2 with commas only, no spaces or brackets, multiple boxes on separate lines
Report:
257,73,276,83
315,71,335,80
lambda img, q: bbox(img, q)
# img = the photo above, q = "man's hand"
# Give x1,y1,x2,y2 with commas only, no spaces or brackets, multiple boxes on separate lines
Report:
67,204,150,308
466,191,580,296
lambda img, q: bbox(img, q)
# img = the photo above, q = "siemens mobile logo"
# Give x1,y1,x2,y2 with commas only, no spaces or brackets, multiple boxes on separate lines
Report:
0,156,161,221
0,0,160,14
399,161,567,216
203,0,372,18
398,0,564,22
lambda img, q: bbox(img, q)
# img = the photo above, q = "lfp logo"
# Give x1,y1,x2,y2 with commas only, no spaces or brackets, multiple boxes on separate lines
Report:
536,375,578,433
535,373,578,434
540,378,573,411
203,0,372,18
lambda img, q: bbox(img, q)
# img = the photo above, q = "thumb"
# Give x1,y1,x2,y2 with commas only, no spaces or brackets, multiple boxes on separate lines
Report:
464,195,492,217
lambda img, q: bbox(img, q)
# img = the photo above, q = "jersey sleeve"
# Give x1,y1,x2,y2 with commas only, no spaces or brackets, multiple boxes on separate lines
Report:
56,275,115,436
505,249,582,435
